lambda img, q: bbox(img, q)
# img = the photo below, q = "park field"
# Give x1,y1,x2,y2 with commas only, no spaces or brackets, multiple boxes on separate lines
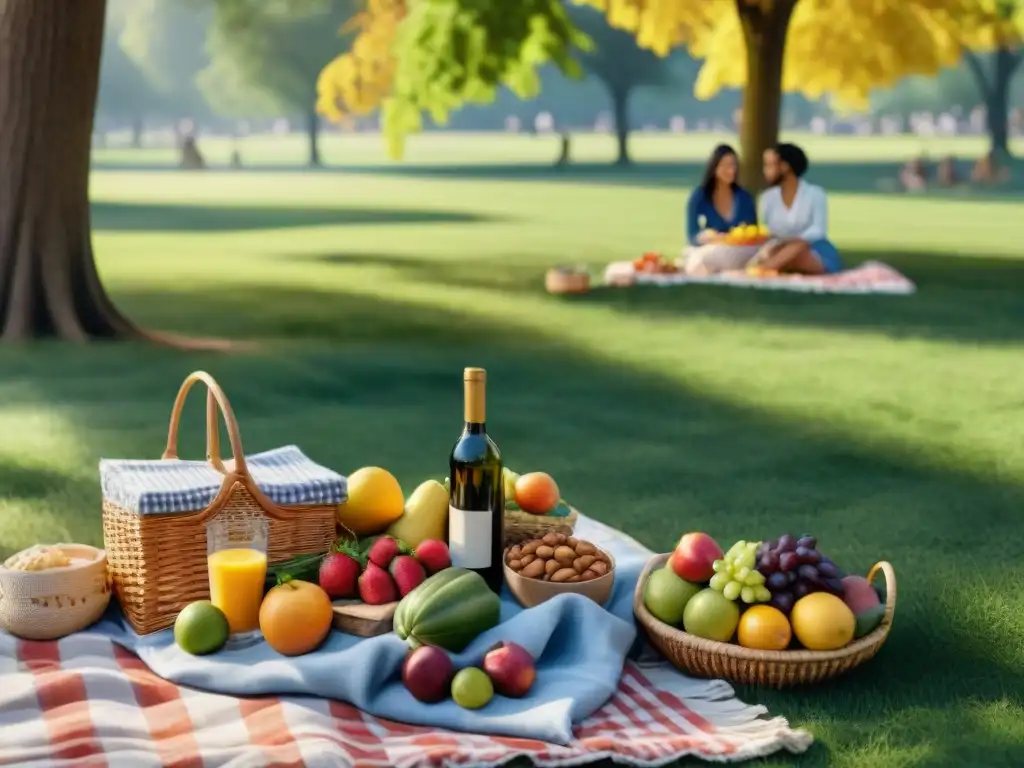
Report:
4,133,1024,766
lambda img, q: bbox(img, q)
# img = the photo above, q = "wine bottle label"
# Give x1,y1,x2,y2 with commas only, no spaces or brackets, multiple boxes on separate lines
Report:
448,505,492,569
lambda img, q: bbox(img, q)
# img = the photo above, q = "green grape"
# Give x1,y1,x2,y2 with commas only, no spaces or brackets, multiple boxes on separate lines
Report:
723,581,742,601
735,566,750,581
709,573,730,591
740,586,756,604
744,570,765,586
712,559,727,573
755,586,772,602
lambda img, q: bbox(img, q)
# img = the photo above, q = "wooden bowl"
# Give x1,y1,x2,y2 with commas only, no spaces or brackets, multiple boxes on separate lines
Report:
504,547,615,608
0,544,111,640
634,553,897,688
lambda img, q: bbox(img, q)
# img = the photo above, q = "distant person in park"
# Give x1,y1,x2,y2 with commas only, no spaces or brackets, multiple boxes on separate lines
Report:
756,143,842,275
899,156,928,192
686,144,758,246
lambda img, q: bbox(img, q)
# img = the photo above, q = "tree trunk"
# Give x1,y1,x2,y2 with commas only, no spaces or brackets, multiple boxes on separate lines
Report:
965,47,1022,160
0,0,139,342
131,114,144,148
306,108,322,167
736,0,796,192
610,87,631,165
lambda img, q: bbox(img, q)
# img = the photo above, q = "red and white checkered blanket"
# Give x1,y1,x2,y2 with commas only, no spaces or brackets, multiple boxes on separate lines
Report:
0,632,811,767
604,260,916,295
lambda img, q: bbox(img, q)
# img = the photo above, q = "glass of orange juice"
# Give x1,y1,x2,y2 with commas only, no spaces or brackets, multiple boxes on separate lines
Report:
206,515,268,649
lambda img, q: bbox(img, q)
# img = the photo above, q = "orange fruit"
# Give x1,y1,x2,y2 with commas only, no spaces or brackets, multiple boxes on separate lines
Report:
737,605,792,651
259,579,334,656
790,593,855,651
514,472,560,515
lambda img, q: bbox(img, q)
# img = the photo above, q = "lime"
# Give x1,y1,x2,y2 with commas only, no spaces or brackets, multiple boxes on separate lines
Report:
451,667,494,710
644,567,701,626
174,600,230,655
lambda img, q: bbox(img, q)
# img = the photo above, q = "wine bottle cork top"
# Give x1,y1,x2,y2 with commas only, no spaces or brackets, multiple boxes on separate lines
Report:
463,367,486,382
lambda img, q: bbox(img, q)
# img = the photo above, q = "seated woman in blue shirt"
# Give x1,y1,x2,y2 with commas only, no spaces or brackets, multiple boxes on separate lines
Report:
686,144,758,246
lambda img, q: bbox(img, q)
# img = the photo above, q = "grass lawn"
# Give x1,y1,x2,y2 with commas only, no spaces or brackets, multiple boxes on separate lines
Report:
4,132,1024,766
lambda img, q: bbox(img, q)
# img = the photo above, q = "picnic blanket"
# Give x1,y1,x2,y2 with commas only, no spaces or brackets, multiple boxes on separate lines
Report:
604,260,916,295
0,515,813,766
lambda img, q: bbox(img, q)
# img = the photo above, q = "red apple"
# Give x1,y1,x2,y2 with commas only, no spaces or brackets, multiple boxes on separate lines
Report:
668,532,723,583
402,646,456,703
482,641,536,698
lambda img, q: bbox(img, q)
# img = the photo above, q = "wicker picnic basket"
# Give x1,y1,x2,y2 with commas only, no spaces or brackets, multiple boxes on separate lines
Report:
503,507,578,546
101,371,341,635
634,553,897,688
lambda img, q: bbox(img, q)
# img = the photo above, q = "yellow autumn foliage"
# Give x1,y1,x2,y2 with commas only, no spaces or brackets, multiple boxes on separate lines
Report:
317,0,1004,123
317,0,403,121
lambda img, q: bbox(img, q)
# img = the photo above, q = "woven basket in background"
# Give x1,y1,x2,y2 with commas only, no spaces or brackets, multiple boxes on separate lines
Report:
503,507,577,546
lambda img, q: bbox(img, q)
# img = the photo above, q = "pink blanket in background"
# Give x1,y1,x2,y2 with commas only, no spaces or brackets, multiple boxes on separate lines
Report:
604,260,916,295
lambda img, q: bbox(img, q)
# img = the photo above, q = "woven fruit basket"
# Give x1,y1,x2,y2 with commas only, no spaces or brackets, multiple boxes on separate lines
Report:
503,507,578,547
633,553,897,688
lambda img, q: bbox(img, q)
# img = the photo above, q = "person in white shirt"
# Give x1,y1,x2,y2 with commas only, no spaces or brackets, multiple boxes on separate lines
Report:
756,144,843,274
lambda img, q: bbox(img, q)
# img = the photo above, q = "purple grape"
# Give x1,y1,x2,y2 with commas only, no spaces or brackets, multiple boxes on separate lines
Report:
779,551,799,572
797,565,820,583
770,591,794,615
756,541,769,558
817,561,838,578
787,570,798,584
802,548,822,565
777,534,797,552
797,536,817,549
823,577,845,595
766,539,779,552
792,581,812,599
758,551,780,573
766,572,789,591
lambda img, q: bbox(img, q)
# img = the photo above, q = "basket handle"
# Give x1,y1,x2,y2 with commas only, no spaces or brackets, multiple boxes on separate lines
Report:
867,561,897,625
161,371,248,477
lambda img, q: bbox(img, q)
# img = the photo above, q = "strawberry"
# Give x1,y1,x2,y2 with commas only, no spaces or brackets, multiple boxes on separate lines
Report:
389,555,426,597
358,561,398,605
318,543,363,599
414,540,451,574
367,536,408,569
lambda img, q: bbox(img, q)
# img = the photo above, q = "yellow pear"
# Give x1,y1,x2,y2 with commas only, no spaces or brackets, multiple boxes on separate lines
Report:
385,479,449,548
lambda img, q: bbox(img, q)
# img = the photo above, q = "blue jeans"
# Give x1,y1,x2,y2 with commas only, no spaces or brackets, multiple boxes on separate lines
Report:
810,239,843,274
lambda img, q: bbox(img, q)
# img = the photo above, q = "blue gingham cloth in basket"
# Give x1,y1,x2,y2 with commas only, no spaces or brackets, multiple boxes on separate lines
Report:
100,445,347,515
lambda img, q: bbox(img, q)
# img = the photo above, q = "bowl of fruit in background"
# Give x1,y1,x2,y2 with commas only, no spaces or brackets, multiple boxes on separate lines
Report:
633,532,896,687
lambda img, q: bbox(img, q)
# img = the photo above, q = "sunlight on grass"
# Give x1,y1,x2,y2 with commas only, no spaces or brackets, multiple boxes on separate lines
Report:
2,134,1022,766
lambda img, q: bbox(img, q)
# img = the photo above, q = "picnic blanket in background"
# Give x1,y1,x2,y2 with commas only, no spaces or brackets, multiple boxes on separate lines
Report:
0,632,812,767
604,260,916,295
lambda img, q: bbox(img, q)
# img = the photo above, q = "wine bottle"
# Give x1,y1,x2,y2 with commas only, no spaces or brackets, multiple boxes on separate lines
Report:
448,367,505,593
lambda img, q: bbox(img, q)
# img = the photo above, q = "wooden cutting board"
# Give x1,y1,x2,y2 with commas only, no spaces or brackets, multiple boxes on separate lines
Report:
331,599,398,637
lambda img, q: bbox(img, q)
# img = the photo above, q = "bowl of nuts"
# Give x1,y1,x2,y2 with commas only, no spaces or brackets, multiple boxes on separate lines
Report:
504,533,615,608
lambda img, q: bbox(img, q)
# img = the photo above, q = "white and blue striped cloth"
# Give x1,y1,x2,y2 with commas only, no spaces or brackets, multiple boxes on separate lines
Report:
100,445,347,515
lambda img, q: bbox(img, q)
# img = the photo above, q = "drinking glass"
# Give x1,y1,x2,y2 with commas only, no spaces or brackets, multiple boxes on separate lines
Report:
206,514,268,649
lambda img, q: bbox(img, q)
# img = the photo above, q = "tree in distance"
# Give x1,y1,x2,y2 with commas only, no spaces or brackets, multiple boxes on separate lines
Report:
200,0,358,167
566,3,674,165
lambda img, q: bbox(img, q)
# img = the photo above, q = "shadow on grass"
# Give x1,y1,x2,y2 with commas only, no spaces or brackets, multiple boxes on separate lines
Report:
2,283,1023,765
90,201,500,233
286,247,1024,347
570,248,1024,346
90,158,1024,200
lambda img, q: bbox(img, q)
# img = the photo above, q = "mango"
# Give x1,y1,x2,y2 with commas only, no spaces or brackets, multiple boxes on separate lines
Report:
854,604,886,638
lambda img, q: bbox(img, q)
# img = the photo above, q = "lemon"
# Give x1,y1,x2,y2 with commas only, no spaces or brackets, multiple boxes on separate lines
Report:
337,467,405,535
737,605,792,650
790,593,855,651
174,600,229,656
